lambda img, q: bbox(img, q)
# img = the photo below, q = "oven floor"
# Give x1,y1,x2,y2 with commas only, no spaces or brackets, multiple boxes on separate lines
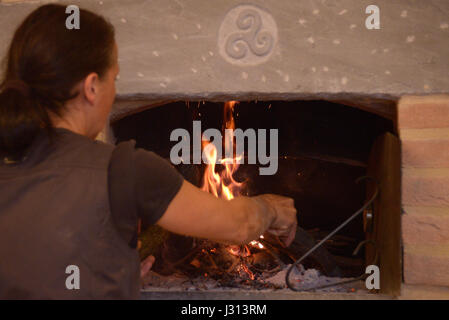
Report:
140,288,392,300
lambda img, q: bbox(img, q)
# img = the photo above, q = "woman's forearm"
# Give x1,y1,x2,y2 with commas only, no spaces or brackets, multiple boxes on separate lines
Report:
157,180,296,246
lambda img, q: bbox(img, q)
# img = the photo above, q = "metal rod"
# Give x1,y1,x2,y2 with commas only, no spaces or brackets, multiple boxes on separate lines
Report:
285,176,379,292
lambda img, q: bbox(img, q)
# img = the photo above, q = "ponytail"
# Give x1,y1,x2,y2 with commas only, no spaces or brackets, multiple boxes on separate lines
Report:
0,82,51,161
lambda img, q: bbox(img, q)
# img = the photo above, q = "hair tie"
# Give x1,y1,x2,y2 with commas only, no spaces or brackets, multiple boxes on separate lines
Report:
1,79,30,97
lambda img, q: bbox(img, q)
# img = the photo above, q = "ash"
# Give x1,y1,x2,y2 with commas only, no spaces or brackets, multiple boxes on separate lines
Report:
142,264,367,293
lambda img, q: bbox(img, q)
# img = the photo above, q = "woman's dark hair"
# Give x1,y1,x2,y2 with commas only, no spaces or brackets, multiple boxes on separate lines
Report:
0,4,115,161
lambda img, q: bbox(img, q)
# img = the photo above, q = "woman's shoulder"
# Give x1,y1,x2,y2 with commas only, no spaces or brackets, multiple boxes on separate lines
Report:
21,128,117,169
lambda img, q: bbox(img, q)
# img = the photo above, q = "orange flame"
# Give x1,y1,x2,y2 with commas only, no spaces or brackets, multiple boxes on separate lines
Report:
200,101,265,280
201,101,264,249
201,101,243,200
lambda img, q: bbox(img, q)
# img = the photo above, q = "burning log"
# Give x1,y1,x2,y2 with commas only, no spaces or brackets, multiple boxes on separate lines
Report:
144,225,341,291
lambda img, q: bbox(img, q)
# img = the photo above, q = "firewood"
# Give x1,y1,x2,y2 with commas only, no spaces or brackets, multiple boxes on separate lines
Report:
138,225,169,260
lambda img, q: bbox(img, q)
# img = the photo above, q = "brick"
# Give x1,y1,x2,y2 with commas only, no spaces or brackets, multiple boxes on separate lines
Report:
398,95,449,129
400,284,449,300
402,207,449,245
402,168,449,207
403,244,449,286
401,128,449,167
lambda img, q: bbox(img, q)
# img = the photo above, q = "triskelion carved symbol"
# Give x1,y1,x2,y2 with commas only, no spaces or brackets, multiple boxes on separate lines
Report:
218,5,278,66
225,8,274,59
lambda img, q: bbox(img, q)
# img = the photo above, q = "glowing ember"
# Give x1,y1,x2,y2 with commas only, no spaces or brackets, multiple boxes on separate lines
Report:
228,245,241,256
239,263,255,280
227,245,252,257
250,240,264,249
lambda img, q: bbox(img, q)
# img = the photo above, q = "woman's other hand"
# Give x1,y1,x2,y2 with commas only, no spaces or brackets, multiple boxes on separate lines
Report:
140,255,155,279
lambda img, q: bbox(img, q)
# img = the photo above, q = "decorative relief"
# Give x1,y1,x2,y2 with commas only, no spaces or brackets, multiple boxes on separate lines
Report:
218,5,278,66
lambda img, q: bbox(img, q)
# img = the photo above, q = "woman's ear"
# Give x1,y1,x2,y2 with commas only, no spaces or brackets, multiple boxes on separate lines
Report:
82,72,100,105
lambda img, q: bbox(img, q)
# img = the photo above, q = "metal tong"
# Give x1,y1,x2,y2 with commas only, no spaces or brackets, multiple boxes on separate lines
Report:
285,176,380,292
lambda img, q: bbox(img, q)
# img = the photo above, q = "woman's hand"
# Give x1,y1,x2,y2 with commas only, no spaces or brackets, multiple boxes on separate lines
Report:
140,255,155,279
138,220,156,282
254,194,298,247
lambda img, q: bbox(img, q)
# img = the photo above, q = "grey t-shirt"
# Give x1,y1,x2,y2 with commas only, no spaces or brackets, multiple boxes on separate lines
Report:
108,137,184,247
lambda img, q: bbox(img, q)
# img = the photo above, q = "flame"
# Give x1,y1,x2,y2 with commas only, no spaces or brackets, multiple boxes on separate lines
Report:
201,101,262,280
201,101,266,247
201,101,243,200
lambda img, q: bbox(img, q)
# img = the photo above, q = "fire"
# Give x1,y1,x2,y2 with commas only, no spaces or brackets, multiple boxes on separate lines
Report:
201,101,243,200
200,101,265,280
200,141,243,200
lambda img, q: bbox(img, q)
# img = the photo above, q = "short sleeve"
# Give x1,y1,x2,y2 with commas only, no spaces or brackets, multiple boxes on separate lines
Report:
133,148,184,226
108,140,184,247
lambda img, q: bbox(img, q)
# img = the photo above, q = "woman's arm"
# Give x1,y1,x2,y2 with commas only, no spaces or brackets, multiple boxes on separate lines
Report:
156,180,297,246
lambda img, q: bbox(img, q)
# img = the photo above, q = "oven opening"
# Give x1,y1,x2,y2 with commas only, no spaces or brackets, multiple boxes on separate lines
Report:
111,99,400,298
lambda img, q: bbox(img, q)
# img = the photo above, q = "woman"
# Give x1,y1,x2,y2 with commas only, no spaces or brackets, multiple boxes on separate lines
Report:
0,4,297,299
